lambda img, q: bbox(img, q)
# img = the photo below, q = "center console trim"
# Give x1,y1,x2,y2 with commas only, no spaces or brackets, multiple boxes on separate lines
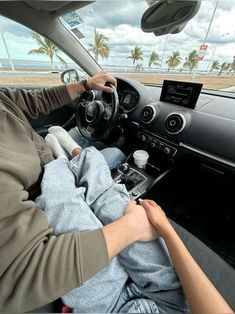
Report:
147,168,172,191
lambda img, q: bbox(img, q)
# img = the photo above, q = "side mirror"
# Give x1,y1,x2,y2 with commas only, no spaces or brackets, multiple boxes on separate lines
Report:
61,69,81,84
141,0,201,36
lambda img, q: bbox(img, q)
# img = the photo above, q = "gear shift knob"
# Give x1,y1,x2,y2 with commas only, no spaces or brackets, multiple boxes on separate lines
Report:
118,163,135,191
118,163,130,175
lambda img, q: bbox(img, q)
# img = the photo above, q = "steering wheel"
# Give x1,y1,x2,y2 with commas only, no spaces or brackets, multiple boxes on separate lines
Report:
76,84,119,141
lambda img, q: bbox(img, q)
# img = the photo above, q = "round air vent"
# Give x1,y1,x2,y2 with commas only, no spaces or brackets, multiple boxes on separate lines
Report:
140,105,156,123
165,113,186,134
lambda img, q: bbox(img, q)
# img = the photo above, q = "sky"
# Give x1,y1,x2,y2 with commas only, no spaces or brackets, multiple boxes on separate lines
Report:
0,0,235,71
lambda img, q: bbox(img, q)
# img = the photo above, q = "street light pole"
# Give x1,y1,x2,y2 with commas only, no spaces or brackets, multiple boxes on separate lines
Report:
203,1,219,46
160,34,168,72
0,27,15,71
193,1,218,77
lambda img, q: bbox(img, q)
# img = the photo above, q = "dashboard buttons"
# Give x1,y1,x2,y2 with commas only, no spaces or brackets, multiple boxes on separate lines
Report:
132,191,139,197
140,134,147,141
138,131,177,157
163,146,172,155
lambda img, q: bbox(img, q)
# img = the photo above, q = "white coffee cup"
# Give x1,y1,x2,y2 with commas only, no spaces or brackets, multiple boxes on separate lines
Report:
133,150,149,169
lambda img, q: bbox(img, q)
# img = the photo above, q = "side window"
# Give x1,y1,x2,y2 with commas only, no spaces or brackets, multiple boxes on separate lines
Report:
0,15,86,87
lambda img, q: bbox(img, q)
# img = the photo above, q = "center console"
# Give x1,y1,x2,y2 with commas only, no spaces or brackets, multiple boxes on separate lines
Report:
112,151,170,199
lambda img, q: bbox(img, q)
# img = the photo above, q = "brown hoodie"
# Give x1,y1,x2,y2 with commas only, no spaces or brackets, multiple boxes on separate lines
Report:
0,86,108,312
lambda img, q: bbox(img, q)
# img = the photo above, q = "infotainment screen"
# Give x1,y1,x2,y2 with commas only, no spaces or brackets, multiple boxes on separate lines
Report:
160,80,203,109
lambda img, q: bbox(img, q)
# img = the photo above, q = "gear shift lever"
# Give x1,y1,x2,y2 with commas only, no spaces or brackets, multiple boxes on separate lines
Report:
117,163,145,192
118,163,135,190
118,163,130,181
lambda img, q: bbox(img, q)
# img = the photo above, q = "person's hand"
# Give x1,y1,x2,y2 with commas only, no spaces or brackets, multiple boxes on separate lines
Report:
124,200,159,242
139,199,172,238
87,71,117,93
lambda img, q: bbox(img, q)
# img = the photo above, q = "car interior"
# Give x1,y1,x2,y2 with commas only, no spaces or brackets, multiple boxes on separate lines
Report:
0,0,235,312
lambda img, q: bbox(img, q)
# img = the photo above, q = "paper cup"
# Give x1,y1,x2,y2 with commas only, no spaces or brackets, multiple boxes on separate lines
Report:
133,150,149,169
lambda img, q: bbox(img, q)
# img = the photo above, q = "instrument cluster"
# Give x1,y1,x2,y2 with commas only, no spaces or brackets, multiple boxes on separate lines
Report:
118,90,140,112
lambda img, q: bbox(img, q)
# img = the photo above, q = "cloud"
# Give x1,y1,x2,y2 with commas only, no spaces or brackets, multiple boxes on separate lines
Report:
184,1,235,44
217,1,233,11
79,1,147,28
0,32,40,59
0,16,30,38
1,0,235,69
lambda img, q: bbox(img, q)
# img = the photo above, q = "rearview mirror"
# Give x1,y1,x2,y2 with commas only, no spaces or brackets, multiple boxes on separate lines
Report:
141,1,201,36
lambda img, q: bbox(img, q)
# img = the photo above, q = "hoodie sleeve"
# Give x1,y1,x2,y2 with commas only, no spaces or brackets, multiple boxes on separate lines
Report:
1,85,72,118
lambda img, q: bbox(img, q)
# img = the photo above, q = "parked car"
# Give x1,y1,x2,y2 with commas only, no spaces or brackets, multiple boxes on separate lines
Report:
0,0,235,312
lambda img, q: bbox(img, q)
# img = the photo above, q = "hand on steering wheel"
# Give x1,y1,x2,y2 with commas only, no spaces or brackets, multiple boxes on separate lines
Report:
87,71,117,94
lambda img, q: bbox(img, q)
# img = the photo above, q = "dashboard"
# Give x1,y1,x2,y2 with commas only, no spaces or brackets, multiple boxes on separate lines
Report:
113,76,235,172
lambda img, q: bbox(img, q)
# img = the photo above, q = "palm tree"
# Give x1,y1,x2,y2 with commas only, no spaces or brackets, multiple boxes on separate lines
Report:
226,63,232,74
148,50,160,68
210,60,220,73
183,50,198,74
28,32,67,68
218,62,230,75
231,56,235,73
88,28,109,62
166,51,181,72
219,62,232,75
127,46,143,66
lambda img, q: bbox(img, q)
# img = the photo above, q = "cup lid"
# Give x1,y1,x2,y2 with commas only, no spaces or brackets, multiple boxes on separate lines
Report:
133,150,149,159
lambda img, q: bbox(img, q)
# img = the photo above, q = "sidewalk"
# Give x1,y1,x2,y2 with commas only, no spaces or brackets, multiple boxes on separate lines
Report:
221,86,235,92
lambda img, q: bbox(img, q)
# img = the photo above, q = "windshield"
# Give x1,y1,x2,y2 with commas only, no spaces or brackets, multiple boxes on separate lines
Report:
62,0,235,92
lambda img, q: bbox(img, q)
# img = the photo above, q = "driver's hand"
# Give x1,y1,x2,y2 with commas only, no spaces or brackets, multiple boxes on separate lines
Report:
88,71,117,93
124,200,159,242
